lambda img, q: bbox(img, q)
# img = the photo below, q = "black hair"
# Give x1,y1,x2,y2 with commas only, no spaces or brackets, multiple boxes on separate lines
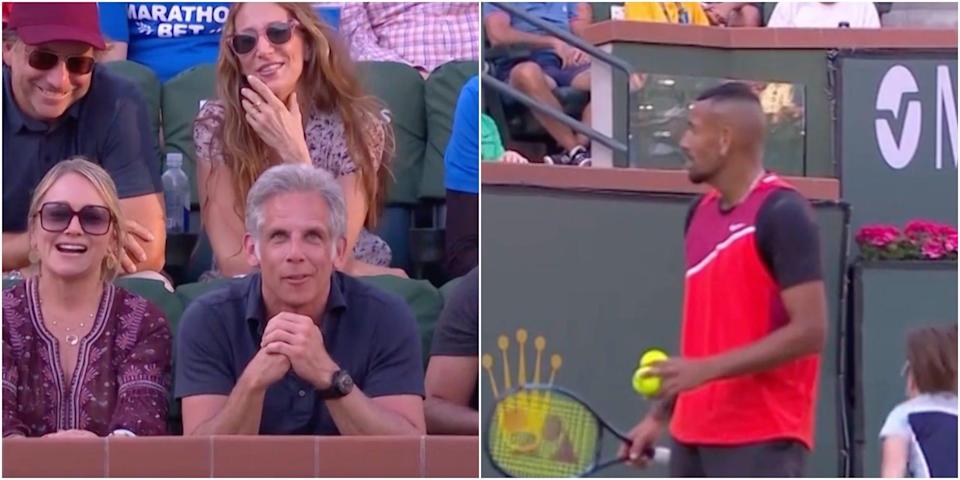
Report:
696,82,761,104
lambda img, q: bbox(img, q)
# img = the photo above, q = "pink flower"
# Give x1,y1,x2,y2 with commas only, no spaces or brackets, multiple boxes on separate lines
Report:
857,225,901,247
945,232,958,253
922,240,947,259
905,220,941,241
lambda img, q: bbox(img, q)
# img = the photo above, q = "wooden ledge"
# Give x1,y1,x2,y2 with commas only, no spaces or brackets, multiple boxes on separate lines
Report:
482,163,840,201
582,21,958,50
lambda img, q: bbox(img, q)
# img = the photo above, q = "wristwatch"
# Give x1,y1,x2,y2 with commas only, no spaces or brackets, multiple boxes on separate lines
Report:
320,370,354,399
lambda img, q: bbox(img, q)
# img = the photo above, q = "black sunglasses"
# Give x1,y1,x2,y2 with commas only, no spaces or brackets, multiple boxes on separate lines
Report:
27,49,96,75
37,202,113,236
229,20,299,55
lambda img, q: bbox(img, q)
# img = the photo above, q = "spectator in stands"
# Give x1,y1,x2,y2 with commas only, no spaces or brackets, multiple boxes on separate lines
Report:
482,114,529,163
2,2,166,277
623,2,711,25
880,325,958,478
341,2,478,78
702,3,763,27
444,76,479,279
425,267,478,435
768,2,881,28
99,2,230,82
2,158,172,438
195,2,404,279
176,165,425,436
484,3,594,167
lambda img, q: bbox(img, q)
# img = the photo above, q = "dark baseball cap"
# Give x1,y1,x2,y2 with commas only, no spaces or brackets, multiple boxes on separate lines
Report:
8,2,106,50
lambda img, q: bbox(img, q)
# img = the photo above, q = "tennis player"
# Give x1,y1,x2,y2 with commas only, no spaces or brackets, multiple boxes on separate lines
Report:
621,82,828,476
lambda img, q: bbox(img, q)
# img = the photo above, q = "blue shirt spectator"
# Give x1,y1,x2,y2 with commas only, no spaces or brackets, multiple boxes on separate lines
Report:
99,2,229,82
444,76,479,194
175,272,424,435
481,2,577,35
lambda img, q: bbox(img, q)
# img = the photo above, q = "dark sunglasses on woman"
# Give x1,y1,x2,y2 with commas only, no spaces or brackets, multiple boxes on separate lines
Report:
37,202,113,236
229,20,300,55
27,50,96,75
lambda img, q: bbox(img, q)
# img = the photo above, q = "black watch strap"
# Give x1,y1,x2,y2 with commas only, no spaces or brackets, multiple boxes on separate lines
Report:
319,370,353,399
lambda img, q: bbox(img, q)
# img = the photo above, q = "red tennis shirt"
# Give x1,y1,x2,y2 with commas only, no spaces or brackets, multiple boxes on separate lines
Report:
670,172,823,449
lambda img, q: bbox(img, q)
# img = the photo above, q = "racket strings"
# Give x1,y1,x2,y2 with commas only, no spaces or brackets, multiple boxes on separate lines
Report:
489,390,599,477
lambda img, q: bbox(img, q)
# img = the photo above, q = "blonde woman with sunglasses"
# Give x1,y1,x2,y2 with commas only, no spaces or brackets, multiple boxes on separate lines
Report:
2,158,172,438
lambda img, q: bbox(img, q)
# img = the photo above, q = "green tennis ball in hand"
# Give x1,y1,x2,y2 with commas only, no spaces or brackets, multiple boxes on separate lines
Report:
640,349,668,367
632,366,661,397
632,349,669,397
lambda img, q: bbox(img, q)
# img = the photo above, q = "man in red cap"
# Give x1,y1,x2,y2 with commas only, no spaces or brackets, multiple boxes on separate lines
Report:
2,2,166,276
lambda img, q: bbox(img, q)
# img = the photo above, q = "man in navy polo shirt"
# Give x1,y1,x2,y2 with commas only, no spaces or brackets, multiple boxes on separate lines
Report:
2,2,165,275
176,165,425,435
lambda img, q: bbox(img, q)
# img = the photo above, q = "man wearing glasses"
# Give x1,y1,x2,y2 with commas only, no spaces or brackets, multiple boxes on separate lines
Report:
2,2,166,277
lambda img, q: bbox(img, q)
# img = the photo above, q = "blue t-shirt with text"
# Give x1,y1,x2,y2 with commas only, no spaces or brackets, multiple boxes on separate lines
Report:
99,2,228,82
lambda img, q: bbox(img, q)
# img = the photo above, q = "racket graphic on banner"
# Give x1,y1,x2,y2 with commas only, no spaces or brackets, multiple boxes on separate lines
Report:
486,385,670,477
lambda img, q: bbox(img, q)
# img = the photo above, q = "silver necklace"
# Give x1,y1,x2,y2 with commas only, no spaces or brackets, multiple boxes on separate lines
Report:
46,309,96,346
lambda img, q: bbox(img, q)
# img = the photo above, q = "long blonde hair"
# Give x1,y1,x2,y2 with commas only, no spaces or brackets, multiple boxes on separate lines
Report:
27,157,126,281
204,2,393,227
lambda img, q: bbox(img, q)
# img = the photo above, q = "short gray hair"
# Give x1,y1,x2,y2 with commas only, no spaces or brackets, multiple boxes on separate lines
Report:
245,164,346,241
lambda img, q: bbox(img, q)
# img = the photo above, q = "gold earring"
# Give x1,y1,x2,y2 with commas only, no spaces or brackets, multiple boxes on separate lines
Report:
27,249,39,264
105,255,118,271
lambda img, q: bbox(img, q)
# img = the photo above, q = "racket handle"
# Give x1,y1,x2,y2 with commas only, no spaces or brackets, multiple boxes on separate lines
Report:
644,446,671,465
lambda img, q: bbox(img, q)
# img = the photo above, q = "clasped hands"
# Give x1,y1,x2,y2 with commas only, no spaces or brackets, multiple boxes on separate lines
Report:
249,312,339,392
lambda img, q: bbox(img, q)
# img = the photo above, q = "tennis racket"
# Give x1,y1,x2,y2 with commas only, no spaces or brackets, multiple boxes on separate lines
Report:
485,384,670,477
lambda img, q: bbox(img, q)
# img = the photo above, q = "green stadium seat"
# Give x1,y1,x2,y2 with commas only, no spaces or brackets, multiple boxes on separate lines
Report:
161,63,217,210
359,275,443,366
358,61,427,207
421,60,478,201
358,61,427,271
102,60,163,170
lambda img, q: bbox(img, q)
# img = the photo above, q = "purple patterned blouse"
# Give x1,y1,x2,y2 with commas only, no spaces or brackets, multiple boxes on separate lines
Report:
2,279,172,437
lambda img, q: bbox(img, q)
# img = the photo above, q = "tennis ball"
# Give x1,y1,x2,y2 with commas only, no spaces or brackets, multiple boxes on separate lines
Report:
632,367,661,397
640,349,669,368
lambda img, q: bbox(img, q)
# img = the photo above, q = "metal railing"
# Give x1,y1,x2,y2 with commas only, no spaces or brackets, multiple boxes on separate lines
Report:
482,2,634,156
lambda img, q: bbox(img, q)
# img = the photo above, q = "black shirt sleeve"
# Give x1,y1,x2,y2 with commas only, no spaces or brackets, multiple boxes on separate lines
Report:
430,268,479,357
684,195,704,236
755,189,823,289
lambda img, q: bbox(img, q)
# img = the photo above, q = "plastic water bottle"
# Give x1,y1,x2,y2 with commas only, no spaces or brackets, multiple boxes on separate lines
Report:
162,153,190,233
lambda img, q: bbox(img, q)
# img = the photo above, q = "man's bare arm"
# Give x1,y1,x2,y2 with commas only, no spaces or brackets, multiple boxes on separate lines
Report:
119,193,166,273
326,392,425,435
182,376,267,436
425,356,478,434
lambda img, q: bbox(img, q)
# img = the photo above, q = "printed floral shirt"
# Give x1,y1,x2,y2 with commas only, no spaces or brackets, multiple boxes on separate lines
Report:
2,279,172,437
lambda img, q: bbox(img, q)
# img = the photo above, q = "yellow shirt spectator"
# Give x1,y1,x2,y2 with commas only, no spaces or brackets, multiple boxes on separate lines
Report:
624,2,711,25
